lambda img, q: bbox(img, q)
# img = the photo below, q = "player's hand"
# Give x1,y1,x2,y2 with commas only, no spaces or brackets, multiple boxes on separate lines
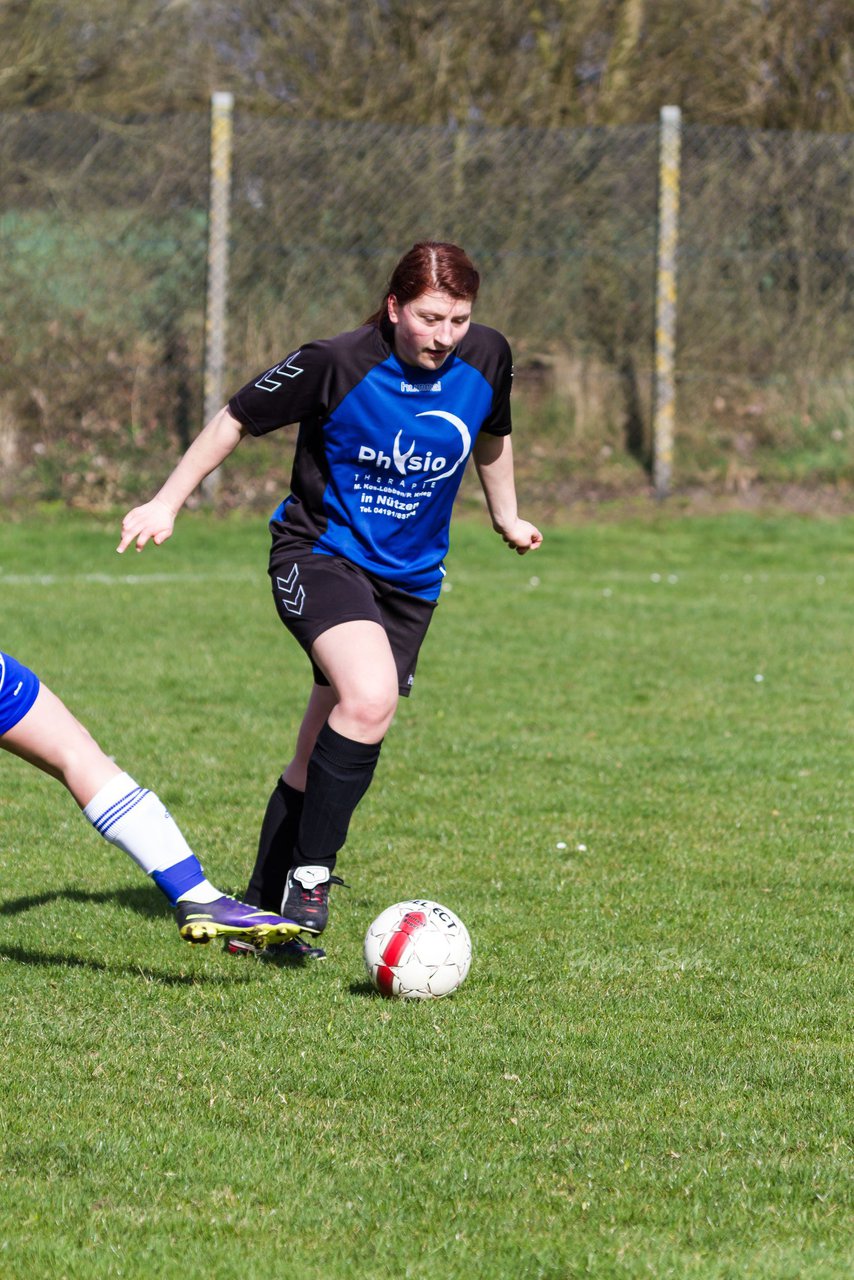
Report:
117,497,176,554
498,518,543,555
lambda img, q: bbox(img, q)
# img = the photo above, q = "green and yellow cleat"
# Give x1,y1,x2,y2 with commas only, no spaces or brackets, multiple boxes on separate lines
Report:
175,895,301,946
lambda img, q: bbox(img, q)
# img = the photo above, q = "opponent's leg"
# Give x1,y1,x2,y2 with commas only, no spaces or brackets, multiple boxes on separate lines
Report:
2,683,299,946
2,681,123,806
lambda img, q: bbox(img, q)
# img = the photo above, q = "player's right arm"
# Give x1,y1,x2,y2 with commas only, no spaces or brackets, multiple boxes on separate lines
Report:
117,407,248,553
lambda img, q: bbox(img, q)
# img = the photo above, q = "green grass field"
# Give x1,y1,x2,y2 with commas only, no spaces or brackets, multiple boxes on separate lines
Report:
1,509,852,1279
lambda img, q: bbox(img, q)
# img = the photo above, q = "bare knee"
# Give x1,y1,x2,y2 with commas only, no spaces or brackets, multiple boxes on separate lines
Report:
46,722,118,800
2,689,118,806
332,685,398,742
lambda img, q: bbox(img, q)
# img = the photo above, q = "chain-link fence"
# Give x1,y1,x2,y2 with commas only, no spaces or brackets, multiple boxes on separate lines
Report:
0,106,851,507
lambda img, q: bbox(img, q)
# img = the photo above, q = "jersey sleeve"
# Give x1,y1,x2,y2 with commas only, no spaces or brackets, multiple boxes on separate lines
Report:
475,329,513,437
228,341,333,436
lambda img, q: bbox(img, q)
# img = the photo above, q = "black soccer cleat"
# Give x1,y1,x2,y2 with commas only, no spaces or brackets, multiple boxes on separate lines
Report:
280,865,347,936
225,935,327,963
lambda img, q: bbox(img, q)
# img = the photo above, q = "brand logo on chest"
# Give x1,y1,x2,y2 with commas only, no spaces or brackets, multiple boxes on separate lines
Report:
400,379,442,394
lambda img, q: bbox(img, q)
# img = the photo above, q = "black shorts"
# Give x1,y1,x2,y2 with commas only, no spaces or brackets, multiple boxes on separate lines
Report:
268,533,437,697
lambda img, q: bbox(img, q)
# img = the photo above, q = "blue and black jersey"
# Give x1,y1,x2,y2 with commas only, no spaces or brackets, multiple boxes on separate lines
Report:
228,322,512,600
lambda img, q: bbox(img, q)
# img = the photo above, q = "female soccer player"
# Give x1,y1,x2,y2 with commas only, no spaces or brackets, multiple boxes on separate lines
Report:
0,649,300,947
118,241,542,952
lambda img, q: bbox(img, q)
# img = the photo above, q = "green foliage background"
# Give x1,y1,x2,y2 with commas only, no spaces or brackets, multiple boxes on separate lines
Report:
2,1,852,132
1,4,852,508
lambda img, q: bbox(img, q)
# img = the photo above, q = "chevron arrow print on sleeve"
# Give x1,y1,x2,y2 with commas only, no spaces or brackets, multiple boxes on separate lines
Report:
254,351,304,392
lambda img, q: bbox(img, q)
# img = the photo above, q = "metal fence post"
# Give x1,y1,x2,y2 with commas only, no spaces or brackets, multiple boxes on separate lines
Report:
653,104,681,498
202,90,234,498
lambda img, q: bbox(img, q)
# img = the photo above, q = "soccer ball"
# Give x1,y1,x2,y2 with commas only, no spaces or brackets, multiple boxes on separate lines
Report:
363,899,472,1000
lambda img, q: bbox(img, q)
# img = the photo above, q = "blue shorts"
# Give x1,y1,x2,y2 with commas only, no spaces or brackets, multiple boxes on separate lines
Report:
0,652,41,735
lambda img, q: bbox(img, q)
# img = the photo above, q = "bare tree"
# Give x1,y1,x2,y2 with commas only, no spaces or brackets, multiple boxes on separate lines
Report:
2,0,851,130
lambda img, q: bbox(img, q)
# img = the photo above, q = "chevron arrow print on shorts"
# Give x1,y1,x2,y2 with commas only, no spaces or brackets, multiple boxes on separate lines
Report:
277,564,306,616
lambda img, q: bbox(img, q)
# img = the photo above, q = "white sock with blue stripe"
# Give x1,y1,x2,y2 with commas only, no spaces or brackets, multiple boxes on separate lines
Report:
83,772,220,905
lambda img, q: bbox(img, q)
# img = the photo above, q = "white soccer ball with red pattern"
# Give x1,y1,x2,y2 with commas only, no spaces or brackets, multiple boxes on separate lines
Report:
363,899,472,1000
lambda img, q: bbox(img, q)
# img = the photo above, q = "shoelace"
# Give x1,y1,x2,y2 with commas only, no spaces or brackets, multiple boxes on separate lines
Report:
300,874,348,903
300,874,348,893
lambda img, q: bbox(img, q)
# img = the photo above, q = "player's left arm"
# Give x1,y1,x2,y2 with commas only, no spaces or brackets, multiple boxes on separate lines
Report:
472,432,543,555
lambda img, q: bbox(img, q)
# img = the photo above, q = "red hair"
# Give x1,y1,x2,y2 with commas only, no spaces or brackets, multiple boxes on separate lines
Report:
366,241,480,326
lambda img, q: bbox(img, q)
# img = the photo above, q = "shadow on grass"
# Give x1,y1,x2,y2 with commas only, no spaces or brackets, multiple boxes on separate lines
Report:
0,942,258,986
349,980,381,999
0,885,261,985
0,883,167,920
1,885,333,983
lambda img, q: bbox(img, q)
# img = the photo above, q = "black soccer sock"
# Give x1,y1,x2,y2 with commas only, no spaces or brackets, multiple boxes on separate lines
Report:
245,777,305,910
294,722,383,870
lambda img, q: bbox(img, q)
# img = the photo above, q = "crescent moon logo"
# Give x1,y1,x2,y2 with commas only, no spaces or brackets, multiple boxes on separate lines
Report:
416,410,471,484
